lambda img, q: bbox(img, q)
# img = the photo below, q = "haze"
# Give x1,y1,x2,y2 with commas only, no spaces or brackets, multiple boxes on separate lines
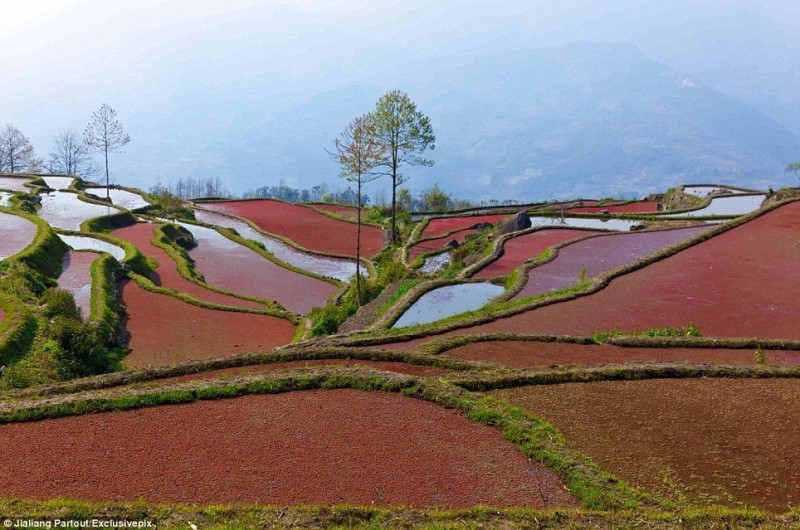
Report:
2,0,799,199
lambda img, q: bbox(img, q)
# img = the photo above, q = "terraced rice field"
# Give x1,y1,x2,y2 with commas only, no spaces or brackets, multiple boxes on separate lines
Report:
392,283,505,328
474,228,593,279
382,202,800,347
0,177,32,192
491,379,800,511
88,187,151,210
112,223,265,311
0,212,36,260
175,221,338,314
195,209,357,282
421,214,510,238
409,228,479,261
41,176,75,189
445,341,800,367
201,199,385,258
57,251,97,318
564,200,658,213
0,390,576,508
38,191,116,230
58,234,126,261
119,279,295,366
662,193,766,217
512,225,713,300
309,203,363,220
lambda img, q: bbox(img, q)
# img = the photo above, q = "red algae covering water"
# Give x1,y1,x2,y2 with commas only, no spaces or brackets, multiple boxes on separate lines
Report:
513,225,713,300
120,280,295,367
565,200,659,214
421,214,510,238
383,202,800,348
0,212,36,260
112,223,265,310
446,341,800,368
491,379,800,511
409,228,478,261
309,203,363,219
475,229,593,279
57,251,97,318
0,390,576,508
202,200,384,258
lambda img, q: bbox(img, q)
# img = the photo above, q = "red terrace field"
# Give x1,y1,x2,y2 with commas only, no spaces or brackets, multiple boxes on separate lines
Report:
309,203,363,219
112,223,265,311
119,280,295,367
202,200,384,258
0,212,36,260
167,360,452,383
382,202,800,349
183,223,338,315
491,379,800,511
0,308,4,326
446,341,800,368
421,214,511,238
474,229,593,279
0,390,576,508
57,251,97,318
513,225,713,300
409,228,478,261
565,200,659,214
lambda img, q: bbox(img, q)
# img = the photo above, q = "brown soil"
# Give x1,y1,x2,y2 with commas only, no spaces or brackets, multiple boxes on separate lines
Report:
474,229,593,279
0,308,4,326
119,279,295,367
57,251,98,318
401,202,800,342
0,212,36,259
165,360,452,383
112,223,265,310
203,200,384,258
491,379,800,511
422,214,510,238
0,390,576,508
447,341,800,368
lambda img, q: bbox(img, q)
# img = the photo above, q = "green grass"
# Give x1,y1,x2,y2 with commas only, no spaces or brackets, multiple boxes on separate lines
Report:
593,324,702,343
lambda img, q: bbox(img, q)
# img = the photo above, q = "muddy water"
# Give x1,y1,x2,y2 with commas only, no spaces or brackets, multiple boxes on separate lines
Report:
392,283,505,328
195,209,357,281
420,252,451,273
89,187,150,210
528,216,640,231
41,176,75,190
0,177,32,193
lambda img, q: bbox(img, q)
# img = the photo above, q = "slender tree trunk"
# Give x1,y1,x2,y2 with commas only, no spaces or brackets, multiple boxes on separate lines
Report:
356,176,362,306
104,143,110,201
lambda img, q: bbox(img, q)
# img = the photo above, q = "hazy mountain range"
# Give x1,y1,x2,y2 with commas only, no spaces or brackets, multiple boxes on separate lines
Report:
1,1,798,201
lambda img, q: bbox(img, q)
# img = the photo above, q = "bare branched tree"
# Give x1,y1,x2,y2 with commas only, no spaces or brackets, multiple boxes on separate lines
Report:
328,114,384,304
0,123,37,173
371,90,435,243
786,162,800,187
47,128,97,177
84,103,131,199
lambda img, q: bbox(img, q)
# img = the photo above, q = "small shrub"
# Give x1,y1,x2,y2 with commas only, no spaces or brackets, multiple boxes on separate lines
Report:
755,348,767,365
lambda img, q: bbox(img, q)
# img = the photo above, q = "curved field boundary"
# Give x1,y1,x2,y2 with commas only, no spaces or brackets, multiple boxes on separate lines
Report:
411,200,549,218
450,363,800,392
194,200,386,259
331,198,798,348
420,213,512,239
0,177,34,193
0,293,37,366
83,184,153,211
139,223,280,310
0,368,656,511
681,183,762,194
189,207,378,279
654,190,765,217
1,206,70,278
1,346,486,399
302,202,383,227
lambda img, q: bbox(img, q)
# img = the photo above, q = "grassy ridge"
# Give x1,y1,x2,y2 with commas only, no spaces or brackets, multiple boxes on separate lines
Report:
0,292,37,366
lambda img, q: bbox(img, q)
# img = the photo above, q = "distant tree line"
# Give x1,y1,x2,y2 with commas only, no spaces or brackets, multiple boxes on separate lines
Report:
150,176,228,200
